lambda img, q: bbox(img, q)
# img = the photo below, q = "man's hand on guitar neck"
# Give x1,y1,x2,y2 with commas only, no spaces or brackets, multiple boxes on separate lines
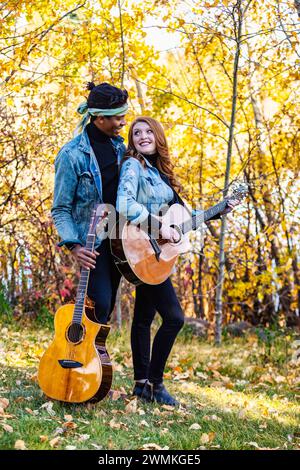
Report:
71,245,99,269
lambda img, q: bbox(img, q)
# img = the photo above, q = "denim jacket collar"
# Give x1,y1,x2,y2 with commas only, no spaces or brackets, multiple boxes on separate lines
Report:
78,128,124,164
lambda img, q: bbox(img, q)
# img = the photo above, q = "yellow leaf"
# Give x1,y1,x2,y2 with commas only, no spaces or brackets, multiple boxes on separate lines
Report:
140,420,150,427
125,398,138,413
139,443,169,450
189,423,202,430
49,437,60,448
14,440,26,450
0,398,9,410
64,414,73,422
200,433,210,444
63,421,77,430
109,418,121,429
1,423,13,433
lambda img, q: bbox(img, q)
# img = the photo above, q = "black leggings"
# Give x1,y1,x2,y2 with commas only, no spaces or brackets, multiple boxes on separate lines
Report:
87,240,184,384
87,238,121,324
131,279,184,384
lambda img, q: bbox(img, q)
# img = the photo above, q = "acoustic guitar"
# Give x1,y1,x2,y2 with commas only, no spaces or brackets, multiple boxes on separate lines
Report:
38,204,112,403
111,183,248,286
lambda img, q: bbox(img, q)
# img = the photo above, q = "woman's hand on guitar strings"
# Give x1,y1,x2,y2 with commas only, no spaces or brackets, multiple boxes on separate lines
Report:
159,223,181,243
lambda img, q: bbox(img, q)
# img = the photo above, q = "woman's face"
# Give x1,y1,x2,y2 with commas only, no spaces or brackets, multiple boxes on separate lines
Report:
132,121,156,155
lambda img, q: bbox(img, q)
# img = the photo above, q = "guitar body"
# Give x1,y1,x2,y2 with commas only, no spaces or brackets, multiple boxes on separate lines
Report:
111,204,191,285
111,183,247,286
38,303,112,403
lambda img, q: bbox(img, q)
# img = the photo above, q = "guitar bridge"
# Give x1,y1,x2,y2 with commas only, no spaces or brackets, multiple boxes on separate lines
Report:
58,359,83,369
148,237,161,261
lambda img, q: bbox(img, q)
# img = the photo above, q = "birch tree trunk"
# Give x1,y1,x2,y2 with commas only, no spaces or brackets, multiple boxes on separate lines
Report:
215,0,245,345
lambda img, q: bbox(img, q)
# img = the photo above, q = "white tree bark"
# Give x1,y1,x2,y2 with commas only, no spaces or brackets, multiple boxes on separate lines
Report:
215,0,246,345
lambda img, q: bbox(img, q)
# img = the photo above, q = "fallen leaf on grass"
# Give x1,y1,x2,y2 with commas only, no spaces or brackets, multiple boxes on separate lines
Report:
210,381,224,388
30,372,38,383
49,437,61,448
63,421,77,430
160,428,169,435
109,419,128,430
238,409,247,420
247,441,281,450
25,407,38,415
140,420,150,428
0,413,14,419
14,440,26,450
1,422,13,432
77,434,90,442
90,443,103,450
0,398,9,410
196,371,208,380
64,414,73,422
200,432,216,444
40,435,48,442
53,427,64,437
139,443,169,450
40,401,56,416
173,372,190,381
125,398,138,413
161,404,175,412
203,415,221,422
259,423,268,430
189,423,202,430
77,419,90,425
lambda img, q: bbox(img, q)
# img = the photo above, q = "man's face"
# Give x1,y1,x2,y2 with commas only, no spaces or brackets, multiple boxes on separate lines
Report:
94,115,127,137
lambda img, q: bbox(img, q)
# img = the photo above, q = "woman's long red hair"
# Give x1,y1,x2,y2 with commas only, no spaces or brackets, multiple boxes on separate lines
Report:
124,117,182,192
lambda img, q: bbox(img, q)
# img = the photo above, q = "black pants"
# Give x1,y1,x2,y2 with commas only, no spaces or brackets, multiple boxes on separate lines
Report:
131,279,184,384
87,240,184,384
87,238,121,324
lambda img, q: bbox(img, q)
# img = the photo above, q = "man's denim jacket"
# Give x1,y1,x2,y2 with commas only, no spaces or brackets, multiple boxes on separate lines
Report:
117,156,177,224
51,129,126,249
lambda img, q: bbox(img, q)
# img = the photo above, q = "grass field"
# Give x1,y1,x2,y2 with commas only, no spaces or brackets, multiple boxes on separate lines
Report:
0,321,299,450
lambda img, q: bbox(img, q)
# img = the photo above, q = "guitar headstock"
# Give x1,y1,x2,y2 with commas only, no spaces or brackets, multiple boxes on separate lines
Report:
227,181,248,203
89,204,110,236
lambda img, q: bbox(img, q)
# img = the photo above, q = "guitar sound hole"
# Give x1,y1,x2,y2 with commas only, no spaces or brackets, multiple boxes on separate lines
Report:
67,323,84,344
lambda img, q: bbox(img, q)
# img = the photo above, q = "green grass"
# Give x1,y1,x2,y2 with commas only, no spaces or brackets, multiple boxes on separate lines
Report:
0,322,299,450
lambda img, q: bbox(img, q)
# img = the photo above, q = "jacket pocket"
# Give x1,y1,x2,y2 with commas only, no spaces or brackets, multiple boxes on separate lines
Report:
77,171,97,200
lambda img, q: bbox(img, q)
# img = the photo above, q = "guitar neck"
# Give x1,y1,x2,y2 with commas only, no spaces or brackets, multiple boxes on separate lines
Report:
181,200,227,234
72,233,96,323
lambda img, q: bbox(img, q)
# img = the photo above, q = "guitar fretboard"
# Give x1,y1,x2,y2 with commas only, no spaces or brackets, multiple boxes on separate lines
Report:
180,200,228,234
72,233,96,324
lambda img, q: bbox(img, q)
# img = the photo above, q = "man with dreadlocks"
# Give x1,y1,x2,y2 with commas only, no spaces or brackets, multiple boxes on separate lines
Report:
51,82,128,323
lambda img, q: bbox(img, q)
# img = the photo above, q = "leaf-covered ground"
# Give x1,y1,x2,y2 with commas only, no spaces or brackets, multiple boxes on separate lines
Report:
0,323,299,450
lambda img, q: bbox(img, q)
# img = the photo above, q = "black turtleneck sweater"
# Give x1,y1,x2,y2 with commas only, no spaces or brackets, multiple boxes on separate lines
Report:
87,122,118,207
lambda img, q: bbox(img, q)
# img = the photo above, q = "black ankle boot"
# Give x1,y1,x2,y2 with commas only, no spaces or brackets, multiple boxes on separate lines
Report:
141,382,180,407
132,382,146,397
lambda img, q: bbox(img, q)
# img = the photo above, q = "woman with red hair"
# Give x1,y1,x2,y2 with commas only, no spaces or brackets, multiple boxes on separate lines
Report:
117,117,234,406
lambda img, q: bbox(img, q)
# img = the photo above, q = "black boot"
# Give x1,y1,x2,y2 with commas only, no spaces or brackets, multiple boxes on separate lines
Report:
141,382,180,407
132,382,147,397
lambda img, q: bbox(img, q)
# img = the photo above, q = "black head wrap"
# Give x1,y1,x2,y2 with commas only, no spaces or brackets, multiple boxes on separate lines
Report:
86,82,128,109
